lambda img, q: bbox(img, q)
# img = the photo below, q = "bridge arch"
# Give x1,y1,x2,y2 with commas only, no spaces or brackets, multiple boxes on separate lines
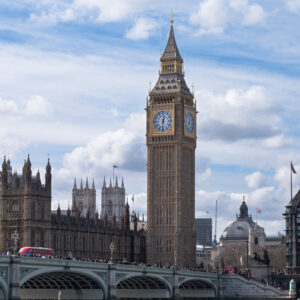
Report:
0,275,8,300
116,274,172,299
178,278,216,298
20,269,107,299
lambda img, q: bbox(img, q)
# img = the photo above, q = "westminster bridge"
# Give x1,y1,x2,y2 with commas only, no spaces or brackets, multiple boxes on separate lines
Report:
0,256,218,299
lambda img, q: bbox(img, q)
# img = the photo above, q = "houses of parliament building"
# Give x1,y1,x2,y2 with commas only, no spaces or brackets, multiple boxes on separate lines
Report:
0,19,196,267
0,156,146,262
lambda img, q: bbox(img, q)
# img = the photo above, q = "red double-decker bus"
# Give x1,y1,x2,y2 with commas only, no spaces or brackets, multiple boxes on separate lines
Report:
18,247,54,257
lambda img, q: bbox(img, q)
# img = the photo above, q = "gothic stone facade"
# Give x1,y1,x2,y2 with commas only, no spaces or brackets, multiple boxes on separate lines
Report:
146,21,196,267
71,178,96,219
101,177,125,223
0,157,146,262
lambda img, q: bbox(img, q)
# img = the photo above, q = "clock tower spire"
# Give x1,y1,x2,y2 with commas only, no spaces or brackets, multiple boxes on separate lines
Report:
146,17,196,267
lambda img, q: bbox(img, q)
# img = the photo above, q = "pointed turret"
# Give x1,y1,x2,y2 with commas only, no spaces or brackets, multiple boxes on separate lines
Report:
160,16,182,64
85,177,89,189
92,178,95,190
1,156,7,191
24,154,32,190
109,178,112,188
121,177,124,189
57,203,61,220
36,169,41,189
151,15,192,97
102,177,106,188
45,158,52,191
115,176,118,188
80,179,83,190
73,178,77,191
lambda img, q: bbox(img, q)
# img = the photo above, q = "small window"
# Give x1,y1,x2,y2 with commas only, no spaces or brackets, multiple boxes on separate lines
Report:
166,79,169,83
12,202,19,213
160,80,164,84
254,237,258,245
173,85,177,89
167,85,172,89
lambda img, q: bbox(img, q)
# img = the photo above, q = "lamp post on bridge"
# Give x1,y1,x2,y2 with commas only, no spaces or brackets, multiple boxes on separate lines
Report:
11,230,19,255
110,241,115,263
174,251,177,269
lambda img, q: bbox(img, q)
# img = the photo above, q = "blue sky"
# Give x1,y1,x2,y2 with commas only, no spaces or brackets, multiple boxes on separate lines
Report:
1,0,300,237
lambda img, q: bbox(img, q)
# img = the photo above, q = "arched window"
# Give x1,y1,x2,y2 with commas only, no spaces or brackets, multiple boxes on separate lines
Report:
254,237,258,245
12,202,19,213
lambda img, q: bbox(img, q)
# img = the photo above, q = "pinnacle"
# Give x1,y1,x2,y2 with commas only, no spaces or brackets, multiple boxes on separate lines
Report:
160,23,182,63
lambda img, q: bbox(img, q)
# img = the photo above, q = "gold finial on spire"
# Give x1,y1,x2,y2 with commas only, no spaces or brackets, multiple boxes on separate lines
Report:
149,80,152,93
191,83,194,95
171,9,174,25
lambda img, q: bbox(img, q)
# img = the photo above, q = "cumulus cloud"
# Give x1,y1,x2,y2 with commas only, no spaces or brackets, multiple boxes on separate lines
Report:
190,0,266,34
126,18,159,40
190,0,228,34
25,95,51,116
196,86,282,142
0,97,18,113
285,0,300,13
55,112,146,186
245,171,266,189
0,95,50,117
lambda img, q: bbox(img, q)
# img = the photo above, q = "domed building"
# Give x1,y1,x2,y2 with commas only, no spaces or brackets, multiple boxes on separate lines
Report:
220,198,265,248
211,197,285,271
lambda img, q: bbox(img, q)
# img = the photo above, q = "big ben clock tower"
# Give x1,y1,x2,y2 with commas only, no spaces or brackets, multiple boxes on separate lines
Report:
146,17,196,267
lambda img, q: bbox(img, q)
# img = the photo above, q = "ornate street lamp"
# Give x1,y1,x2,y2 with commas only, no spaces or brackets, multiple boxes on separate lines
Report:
109,241,115,263
174,251,177,269
11,230,19,255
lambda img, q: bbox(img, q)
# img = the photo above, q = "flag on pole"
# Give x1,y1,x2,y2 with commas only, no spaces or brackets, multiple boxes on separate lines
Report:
291,162,297,174
256,208,261,213
113,165,118,169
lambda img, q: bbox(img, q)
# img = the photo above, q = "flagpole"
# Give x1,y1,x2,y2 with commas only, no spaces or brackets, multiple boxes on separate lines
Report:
113,165,114,186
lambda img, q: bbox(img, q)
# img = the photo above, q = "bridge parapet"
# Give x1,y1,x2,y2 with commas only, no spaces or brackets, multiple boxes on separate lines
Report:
0,256,219,299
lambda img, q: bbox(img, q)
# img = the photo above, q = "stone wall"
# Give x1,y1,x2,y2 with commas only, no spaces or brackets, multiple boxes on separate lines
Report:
219,274,288,298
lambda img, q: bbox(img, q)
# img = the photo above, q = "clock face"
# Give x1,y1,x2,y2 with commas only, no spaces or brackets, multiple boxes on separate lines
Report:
185,112,194,134
153,111,172,132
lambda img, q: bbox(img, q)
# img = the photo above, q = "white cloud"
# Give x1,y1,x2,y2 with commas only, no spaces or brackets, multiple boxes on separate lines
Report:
261,134,291,148
30,0,153,25
190,0,266,34
190,0,228,34
55,112,146,185
286,0,300,13
196,86,282,142
0,97,18,113
242,3,265,25
30,8,76,25
75,0,151,23
245,171,266,189
126,18,159,40
25,95,51,116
